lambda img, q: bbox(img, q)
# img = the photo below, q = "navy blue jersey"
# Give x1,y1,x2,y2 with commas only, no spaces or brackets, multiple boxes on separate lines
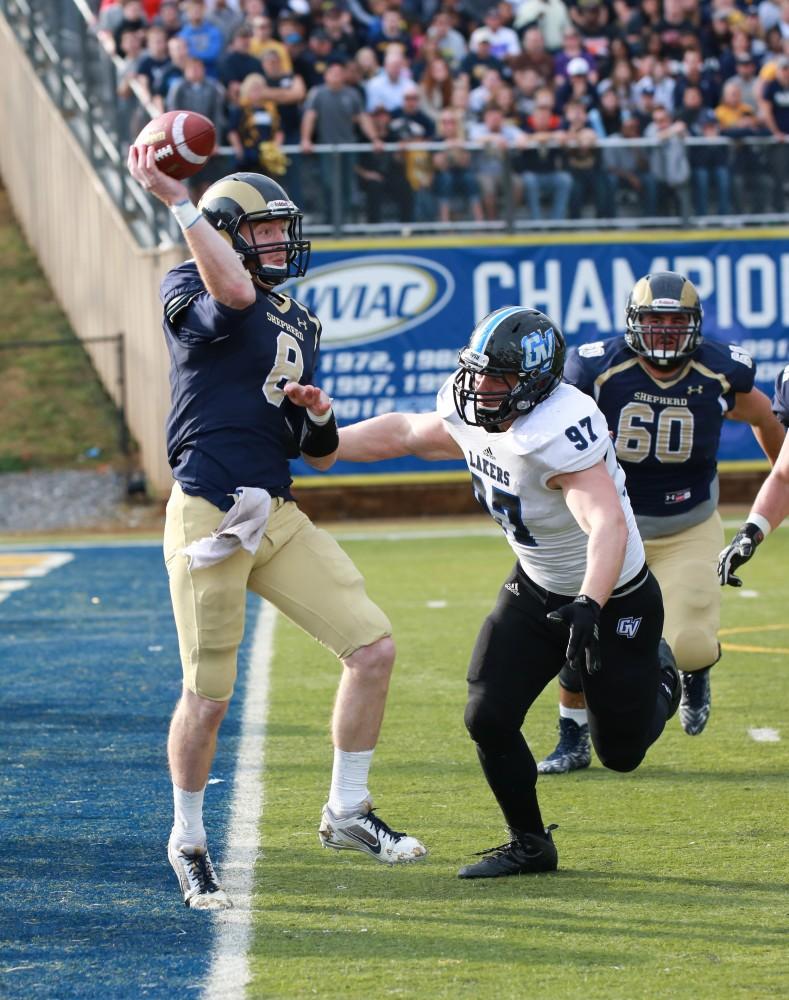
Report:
773,363,789,428
160,260,322,510
565,336,755,531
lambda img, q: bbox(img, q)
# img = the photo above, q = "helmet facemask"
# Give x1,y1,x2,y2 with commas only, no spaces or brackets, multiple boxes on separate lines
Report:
224,203,310,286
625,273,703,370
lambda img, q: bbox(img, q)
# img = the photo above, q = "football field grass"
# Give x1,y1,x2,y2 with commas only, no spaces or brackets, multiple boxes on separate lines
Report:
249,524,788,1000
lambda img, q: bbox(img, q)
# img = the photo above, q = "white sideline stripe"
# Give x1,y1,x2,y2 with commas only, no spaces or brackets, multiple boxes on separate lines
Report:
203,601,278,1000
748,727,780,742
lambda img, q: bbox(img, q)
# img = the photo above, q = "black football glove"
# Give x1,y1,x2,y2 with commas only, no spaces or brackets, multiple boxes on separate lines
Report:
717,522,764,587
547,595,602,675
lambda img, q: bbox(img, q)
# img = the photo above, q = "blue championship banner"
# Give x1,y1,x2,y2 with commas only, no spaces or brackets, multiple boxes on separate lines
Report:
288,229,789,483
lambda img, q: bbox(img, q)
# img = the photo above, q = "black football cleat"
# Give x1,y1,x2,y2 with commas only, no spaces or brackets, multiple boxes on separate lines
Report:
458,825,558,879
679,667,711,735
658,638,682,721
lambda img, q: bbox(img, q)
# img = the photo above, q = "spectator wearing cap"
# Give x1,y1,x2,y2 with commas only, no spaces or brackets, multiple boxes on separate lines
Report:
512,0,572,53
426,10,468,72
178,1,224,78
301,28,337,88
517,96,573,221
366,7,415,60
555,55,599,113
458,30,508,88
553,27,596,83
301,59,382,223
249,15,293,73
364,44,414,113
218,24,263,102
469,6,521,63
98,0,148,56
687,107,733,216
726,51,760,111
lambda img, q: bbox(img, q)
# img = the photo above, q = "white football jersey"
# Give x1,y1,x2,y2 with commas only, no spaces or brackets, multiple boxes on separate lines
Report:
437,377,645,595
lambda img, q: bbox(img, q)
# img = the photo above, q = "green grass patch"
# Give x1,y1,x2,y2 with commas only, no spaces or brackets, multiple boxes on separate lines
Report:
0,185,126,470
250,525,788,999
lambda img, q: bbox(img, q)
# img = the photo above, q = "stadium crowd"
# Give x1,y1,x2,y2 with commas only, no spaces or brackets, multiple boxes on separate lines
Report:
96,0,789,223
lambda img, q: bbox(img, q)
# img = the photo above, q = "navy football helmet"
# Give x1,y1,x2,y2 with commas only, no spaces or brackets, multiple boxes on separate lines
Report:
453,307,566,428
198,172,310,286
625,271,703,369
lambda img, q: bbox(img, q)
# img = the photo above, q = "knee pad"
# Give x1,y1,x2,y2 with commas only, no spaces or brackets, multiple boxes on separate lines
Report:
669,626,720,672
558,662,583,693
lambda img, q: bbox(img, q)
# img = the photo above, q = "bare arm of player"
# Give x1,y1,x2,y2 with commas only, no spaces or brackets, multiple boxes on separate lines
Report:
727,387,786,465
748,431,789,530
338,412,464,462
548,460,628,607
127,145,255,310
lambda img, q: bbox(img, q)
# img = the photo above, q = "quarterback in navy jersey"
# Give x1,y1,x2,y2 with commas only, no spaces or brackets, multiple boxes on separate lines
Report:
338,307,682,878
127,154,426,910
538,272,785,775
719,364,789,587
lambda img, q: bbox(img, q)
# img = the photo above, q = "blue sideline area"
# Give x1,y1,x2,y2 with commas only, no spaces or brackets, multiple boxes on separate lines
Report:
0,544,259,1000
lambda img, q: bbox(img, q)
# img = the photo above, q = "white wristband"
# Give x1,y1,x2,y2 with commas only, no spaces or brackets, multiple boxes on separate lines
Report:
746,512,772,538
307,406,334,426
170,199,202,231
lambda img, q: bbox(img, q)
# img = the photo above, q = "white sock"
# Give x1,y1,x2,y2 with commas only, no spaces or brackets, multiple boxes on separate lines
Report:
328,748,374,817
170,783,207,850
559,705,588,726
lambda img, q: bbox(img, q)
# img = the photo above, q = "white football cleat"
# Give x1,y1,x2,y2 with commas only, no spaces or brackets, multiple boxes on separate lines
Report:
318,800,427,864
168,841,232,910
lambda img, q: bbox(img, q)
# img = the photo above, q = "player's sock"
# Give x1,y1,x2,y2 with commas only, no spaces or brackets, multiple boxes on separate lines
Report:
328,748,374,817
171,783,207,850
559,704,588,727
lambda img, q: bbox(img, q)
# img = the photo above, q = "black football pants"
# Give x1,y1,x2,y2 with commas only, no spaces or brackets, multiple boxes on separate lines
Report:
464,561,668,836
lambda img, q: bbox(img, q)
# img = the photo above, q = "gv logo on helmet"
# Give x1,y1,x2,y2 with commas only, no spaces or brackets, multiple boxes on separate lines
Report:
290,255,454,346
521,327,555,372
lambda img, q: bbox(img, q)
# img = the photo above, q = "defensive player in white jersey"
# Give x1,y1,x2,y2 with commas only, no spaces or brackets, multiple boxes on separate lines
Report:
338,307,681,878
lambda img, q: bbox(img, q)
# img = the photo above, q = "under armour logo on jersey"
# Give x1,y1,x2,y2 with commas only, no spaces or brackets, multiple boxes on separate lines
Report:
483,446,495,459
616,616,642,638
297,317,308,330
521,328,555,372
504,581,520,596
686,385,704,395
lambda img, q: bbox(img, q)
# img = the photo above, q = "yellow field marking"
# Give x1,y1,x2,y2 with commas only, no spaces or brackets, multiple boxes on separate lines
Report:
0,552,73,577
719,623,789,655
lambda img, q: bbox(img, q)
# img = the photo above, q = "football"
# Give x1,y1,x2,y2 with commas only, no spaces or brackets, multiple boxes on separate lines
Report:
134,110,216,180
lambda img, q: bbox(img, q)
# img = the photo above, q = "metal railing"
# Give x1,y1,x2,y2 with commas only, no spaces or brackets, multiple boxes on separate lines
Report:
3,0,788,246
